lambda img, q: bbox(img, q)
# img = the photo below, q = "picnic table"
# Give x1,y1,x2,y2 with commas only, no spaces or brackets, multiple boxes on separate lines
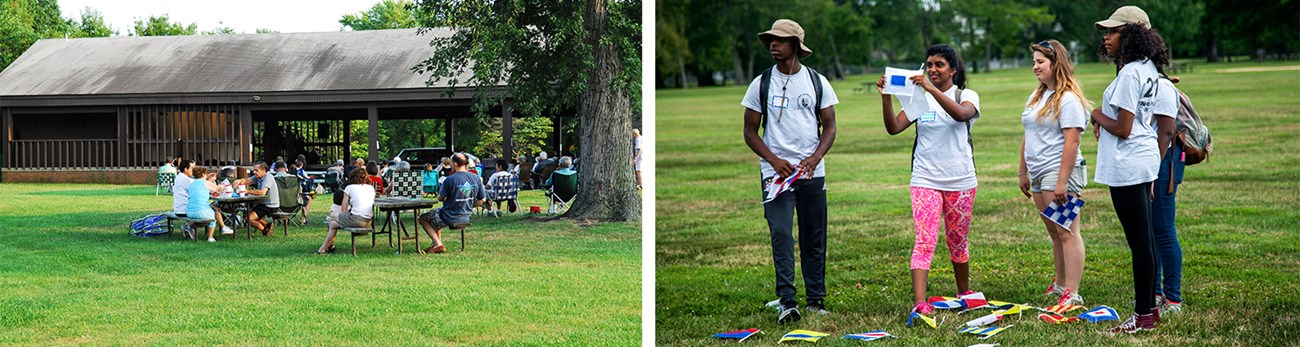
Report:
213,194,269,240
374,197,435,254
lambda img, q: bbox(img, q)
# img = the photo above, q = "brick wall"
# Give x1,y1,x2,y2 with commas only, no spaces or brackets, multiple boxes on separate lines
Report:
1,170,158,185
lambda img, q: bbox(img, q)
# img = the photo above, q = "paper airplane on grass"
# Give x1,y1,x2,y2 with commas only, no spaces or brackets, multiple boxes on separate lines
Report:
1038,304,1086,314
959,325,1013,339
1079,306,1120,323
779,330,830,343
963,313,1003,328
712,328,762,342
842,330,897,342
908,312,940,329
1038,313,1081,324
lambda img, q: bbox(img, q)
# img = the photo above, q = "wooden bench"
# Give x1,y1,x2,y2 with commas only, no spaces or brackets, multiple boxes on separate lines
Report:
161,212,184,238
343,227,374,256
182,217,216,242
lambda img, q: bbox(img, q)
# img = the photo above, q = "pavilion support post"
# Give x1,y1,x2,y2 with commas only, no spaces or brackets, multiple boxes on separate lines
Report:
368,104,379,162
240,106,253,166
445,117,454,152
501,104,513,162
343,119,352,164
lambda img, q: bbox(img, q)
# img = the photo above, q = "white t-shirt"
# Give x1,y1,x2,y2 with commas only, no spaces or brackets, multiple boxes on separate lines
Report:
1095,59,1161,187
486,171,513,187
910,86,981,191
741,65,839,179
1021,89,1089,179
172,173,193,214
342,184,375,219
1150,77,1180,152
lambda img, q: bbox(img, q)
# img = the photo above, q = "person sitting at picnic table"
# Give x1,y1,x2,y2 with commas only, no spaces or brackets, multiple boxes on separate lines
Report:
186,166,236,242
418,153,487,254
366,161,386,195
485,160,516,216
544,156,577,187
171,159,194,217
315,167,376,254
159,156,177,175
232,162,280,236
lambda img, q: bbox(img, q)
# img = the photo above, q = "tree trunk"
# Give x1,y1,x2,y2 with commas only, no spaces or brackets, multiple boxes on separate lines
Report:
564,0,640,221
1206,35,1219,62
732,43,748,83
983,18,992,74
678,55,688,89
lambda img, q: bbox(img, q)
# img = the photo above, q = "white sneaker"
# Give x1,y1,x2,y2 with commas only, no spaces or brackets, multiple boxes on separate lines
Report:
221,226,235,235
207,237,216,243
766,299,782,311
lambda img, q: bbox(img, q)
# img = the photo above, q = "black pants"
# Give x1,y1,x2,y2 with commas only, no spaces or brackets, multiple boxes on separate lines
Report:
763,177,827,307
1110,182,1159,314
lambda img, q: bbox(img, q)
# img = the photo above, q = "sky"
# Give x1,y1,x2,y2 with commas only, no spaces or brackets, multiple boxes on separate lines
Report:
56,0,383,35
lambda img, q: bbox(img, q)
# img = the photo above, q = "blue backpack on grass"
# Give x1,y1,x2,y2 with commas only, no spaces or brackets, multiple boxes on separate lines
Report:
130,214,171,237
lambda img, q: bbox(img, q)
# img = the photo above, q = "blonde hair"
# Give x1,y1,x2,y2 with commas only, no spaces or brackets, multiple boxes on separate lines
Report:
1028,40,1093,122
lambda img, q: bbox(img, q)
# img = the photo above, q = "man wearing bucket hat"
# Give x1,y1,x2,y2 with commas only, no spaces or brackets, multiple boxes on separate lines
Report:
741,19,838,324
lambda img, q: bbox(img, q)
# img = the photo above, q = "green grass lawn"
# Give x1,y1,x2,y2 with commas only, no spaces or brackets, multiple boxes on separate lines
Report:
0,184,640,345
655,60,1300,346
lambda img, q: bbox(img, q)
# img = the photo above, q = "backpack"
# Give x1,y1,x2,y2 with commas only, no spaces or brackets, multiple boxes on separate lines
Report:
130,214,171,237
758,65,824,131
1171,87,1212,165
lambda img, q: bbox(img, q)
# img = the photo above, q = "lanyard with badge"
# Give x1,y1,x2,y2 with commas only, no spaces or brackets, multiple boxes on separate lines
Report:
771,71,794,123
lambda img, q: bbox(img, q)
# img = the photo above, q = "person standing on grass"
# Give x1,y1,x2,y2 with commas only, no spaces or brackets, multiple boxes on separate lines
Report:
1151,70,1186,315
418,153,486,254
875,44,981,316
1091,5,1168,334
633,128,643,189
741,19,838,323
315,167,375,254
1018,39,1091,307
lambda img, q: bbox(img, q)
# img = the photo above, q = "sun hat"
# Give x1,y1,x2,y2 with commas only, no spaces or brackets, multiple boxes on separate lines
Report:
1095,6,1151,30
758,19,812,58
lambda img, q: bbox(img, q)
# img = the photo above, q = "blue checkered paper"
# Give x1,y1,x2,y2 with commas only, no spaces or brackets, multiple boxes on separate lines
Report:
1041,195,1084,230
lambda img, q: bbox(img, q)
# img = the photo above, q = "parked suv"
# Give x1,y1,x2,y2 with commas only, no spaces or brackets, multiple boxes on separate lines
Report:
390,147,451,168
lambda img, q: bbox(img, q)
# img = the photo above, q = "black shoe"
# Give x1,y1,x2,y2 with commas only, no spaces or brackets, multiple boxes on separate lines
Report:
777,304,801,324
805,302,830,316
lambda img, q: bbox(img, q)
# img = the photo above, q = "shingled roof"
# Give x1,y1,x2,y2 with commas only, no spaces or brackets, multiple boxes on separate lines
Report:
0,28,465,97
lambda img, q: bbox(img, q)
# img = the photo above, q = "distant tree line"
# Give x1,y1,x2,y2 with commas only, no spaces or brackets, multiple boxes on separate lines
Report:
656,0,1299,88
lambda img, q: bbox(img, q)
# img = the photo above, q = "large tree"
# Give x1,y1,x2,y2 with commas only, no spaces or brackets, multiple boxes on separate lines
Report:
411,0,641,221
340,0,417,31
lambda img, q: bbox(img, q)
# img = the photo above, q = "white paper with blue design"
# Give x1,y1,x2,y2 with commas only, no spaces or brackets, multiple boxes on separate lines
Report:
1041,195,1084,230
883,66,921,96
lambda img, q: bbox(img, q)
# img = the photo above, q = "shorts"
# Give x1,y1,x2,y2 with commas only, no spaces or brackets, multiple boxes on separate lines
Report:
1030,163,1087,193
420,208,451,229
335,212,373,229
186,208,216,228
252,204,278,218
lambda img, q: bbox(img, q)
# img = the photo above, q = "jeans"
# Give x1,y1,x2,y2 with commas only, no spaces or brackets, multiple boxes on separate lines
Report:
1152,144,1186,302
763,177,827,307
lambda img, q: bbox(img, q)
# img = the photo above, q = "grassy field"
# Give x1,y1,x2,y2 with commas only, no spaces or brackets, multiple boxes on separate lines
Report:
0,184,640,345
655,60,1300,346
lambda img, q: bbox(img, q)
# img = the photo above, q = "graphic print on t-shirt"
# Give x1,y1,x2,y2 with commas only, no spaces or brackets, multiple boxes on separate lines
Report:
797,93,814,109
457,182,475,202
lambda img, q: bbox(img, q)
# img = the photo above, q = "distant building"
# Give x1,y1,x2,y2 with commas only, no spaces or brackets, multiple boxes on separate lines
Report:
0,28,531,184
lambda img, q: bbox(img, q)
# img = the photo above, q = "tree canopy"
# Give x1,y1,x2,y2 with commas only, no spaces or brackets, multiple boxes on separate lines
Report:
412,0,642,221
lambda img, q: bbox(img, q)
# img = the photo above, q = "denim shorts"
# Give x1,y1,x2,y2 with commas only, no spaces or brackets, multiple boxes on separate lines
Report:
1030,162,1087,193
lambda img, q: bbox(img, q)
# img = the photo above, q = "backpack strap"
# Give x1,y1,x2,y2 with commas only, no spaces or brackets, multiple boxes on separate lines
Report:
759,67,773,131
759,65,825,131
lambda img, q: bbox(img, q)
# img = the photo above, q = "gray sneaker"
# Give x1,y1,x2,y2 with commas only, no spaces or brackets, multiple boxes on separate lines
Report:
777,304,801,324
1163,300,1182,314
805,303,830,316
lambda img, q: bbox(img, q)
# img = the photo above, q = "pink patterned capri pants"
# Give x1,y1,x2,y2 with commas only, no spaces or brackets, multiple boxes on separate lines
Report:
910,186,977,270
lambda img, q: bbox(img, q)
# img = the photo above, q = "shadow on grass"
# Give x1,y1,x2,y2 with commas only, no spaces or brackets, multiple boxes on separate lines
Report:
26,186,154,197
